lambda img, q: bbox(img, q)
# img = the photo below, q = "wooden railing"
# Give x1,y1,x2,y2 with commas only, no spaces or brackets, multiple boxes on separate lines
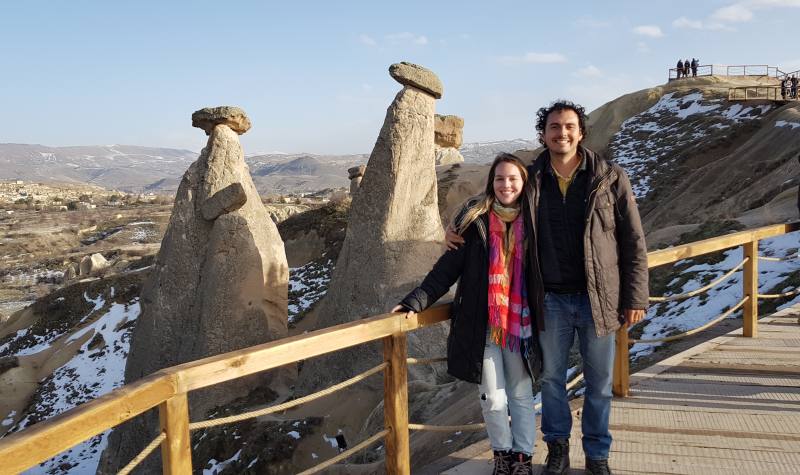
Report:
728,86,784,101
1,221,798,474
613,221,800,396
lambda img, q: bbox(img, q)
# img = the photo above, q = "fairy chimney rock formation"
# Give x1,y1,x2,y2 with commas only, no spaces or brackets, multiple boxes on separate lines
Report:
434,114,465,166
348,165,367,194
100,106,289,473
300,62,447,391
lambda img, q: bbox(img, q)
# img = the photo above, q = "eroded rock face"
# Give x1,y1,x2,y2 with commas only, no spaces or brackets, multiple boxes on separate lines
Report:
434,114,464,149
63,263,78,281
435,146,465,166
100,107,288,473
434,114,465,165
79,253,108,276
300,63,447,392
348,165,366,195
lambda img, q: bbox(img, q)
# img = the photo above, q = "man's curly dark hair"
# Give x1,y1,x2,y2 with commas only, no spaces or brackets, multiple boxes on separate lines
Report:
535,100,588,146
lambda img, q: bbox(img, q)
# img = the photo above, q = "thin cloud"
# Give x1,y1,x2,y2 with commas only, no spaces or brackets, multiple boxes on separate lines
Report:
712,4,754,22
672,16,734,31
633,25,664,38
497,52,568,65
358,34,377,46
573,65,603,78
385,32,428,45
672,17,704,29
636,42,650,54
710,0,800,25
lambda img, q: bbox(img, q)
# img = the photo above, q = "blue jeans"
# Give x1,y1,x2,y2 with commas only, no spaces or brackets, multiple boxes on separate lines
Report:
479,333,537,455
538,292,615,460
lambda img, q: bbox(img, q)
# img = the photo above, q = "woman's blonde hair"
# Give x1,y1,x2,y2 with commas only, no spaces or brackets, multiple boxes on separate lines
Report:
453,153,529,234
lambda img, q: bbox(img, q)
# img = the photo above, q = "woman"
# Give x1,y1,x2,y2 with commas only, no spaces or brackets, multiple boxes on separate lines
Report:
393,153,539,475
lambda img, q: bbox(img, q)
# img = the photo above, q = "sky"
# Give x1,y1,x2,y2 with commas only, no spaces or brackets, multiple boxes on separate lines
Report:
1,0,799,155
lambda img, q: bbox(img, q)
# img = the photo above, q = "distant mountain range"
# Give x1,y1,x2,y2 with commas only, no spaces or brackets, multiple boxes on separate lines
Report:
0,139,538,194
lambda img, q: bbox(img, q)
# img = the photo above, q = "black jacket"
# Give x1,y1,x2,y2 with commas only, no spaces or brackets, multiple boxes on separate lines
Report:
524,147,650,337
400,203,542,384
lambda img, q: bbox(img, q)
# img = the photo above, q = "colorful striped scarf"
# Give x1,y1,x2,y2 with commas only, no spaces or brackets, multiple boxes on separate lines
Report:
487,204,532,355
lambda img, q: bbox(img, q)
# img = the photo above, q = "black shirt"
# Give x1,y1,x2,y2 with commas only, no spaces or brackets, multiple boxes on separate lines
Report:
536,156,589,293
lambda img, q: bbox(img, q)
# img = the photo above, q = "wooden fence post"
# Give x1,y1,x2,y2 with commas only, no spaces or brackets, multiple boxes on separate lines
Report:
159,393,192,475
743,240,759,338
383,333,410,475
612,325,629,397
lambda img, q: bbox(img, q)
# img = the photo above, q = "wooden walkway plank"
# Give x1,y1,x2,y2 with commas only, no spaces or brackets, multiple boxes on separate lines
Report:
437,306,800,474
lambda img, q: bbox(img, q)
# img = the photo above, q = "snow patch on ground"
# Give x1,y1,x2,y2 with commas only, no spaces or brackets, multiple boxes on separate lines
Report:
12,299,140,475
203,449,242,475
775,120,800,129
609,91,773,199
288,259,333,322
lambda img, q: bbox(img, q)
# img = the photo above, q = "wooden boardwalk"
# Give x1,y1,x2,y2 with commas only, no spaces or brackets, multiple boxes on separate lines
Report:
435,304,800,474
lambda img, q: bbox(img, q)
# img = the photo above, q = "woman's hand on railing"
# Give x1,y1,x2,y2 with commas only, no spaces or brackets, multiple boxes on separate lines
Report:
391,305,416,319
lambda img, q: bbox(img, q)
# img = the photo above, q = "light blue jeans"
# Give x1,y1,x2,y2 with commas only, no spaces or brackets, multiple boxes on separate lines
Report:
538,292,615,460
479,333,536,455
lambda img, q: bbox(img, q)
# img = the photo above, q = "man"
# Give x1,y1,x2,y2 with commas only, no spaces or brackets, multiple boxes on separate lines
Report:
792,75,798,99
529,101,648,475
691,58,698,77
676,59,683,79
447,101,649,475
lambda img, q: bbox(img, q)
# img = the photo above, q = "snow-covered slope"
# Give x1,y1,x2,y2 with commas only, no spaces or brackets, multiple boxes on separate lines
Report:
459,138,539,163
0,277,143,474
610,91,773,198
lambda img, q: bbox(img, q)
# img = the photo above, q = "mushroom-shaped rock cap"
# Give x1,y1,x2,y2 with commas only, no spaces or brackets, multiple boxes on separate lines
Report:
389,62,443,99
192,106,251,135
347,165,367,179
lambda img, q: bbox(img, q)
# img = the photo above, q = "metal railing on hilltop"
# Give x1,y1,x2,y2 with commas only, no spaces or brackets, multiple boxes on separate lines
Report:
668,64,785,82
0,221,799,474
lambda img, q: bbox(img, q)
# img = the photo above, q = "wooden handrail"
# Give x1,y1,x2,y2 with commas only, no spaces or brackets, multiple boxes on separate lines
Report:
646,222,800,268
0,304,450,474
728,86,784,101
613,221,800,399
1,222,799,473
0,373,177,474
170,303,449,392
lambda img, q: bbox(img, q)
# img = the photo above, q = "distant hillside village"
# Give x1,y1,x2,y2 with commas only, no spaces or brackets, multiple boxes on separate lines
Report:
0,179,344,223
0,180,163,211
